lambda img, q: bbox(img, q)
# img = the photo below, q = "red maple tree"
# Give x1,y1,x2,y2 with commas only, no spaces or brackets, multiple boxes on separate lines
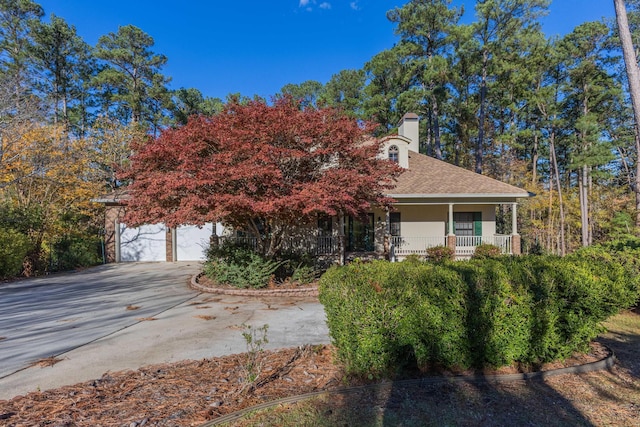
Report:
120,98,401,257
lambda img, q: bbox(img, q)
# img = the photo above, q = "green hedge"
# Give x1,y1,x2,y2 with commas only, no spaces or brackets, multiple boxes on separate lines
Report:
319,247,640,378
0,228,30,278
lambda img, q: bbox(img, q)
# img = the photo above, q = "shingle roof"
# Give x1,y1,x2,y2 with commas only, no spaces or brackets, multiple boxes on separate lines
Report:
389,152,530,198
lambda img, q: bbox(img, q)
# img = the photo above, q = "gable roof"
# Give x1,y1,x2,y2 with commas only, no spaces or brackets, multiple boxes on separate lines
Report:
388,151,531,200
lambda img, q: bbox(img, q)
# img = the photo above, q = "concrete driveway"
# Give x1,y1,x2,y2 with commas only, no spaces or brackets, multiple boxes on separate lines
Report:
0,263,329,400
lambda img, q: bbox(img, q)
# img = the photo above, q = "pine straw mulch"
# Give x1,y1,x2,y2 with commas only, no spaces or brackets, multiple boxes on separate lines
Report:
0,345,341,427
2,308,640,427
0,337,631,427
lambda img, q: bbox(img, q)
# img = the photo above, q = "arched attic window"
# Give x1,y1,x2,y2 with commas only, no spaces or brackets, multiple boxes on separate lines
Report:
388,145,399,163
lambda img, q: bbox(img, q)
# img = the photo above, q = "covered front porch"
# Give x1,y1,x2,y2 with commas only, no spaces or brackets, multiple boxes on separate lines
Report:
381,200,522,261
219,201,522,262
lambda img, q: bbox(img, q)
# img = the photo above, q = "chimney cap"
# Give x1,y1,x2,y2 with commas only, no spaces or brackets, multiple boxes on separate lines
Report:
400,112,419,121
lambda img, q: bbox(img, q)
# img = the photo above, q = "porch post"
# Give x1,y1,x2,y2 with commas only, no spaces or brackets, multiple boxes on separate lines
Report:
511,203,521,255
446,203,456,253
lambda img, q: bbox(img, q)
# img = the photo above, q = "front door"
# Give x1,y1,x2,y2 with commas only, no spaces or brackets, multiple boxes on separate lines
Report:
347,214,374,252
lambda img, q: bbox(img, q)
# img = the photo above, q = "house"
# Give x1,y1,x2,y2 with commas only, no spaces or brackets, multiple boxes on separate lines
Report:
370,113,530,259
95,113,531,263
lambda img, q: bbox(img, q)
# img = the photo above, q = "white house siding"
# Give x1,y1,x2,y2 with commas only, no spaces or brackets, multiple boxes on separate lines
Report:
119,223,167,262
176,223,214,261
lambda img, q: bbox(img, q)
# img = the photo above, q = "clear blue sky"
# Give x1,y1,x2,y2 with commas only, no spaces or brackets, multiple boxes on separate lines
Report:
37,0,614,100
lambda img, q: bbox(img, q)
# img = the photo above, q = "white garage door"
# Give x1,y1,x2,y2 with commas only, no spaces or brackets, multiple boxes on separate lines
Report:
176,223,213,261
119,223,167,262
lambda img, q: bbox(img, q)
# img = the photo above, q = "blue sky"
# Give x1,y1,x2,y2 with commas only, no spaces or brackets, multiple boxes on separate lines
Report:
37,0,615,100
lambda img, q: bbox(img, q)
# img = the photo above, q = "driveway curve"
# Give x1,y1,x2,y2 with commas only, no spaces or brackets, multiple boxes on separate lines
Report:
0,263,329,400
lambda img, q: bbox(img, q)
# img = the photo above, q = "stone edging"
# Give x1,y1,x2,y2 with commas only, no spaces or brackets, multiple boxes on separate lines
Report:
190,273,319,297
200,346,616,427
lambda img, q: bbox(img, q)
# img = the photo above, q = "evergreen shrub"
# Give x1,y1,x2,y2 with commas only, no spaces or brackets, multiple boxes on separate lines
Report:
471,243,503,259
204,242,285,289
0,228,30,278
425,245,454,263
319,249,640,379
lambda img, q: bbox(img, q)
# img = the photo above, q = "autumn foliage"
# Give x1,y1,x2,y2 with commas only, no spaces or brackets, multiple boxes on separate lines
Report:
121,98,401,256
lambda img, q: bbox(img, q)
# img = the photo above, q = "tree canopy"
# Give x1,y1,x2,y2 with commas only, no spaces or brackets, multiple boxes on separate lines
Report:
121,98,401,257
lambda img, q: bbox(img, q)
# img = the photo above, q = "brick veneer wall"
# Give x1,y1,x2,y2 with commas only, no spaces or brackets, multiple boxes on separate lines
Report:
104,204,125,263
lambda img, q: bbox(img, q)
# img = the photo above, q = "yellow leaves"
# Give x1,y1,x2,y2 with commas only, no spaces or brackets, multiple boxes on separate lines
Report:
1,123,103,236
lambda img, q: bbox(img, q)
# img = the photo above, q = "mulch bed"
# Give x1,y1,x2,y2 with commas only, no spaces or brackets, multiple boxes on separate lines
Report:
0,342,611,427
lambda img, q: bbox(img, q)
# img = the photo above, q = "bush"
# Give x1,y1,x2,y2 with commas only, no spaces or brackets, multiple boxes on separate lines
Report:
471,243,502,259
289,263,317,284
425,245,454,263
51,235,102,271
204,242,285,289
0,228,30,278
319,250,640,379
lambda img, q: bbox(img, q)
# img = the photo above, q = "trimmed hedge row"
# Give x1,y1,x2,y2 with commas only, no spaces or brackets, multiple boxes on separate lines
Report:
318,244,640,378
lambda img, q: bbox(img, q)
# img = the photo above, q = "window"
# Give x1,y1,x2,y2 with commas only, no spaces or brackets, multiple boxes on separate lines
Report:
388,145,399,163
389,212,401,236
453,212,482,236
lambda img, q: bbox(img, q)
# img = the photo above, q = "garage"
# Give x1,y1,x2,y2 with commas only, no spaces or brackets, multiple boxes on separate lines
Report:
116,222,214,262
118,223,167,262
176,224,213,261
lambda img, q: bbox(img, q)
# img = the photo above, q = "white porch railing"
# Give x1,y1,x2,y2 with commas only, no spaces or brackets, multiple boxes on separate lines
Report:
391,235,513,259
391,236,447,256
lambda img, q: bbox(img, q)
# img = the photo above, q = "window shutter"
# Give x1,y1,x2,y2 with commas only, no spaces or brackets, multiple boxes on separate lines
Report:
473,212,482,236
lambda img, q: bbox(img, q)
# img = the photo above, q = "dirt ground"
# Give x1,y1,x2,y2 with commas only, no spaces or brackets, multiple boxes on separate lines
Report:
1,310,638,427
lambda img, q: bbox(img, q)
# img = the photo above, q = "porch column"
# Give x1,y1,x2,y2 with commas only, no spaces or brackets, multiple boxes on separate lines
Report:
511,203,521,255
446,203,456,253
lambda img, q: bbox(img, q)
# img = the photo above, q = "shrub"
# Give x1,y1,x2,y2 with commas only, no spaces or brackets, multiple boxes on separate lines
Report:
51,235,102,271
289,263,317,284
425,245,454,263
0,228,30,278
204,242,285,289
319,251,639,379
402,253,423,264
471,243,503,259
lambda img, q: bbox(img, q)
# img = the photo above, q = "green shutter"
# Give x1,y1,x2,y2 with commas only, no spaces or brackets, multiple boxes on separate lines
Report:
473,212,482,236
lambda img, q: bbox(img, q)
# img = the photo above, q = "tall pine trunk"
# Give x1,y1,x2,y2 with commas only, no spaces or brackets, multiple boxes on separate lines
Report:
614,0,640,230
431,93,443,160
476,49,488,175
550,129,566,255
